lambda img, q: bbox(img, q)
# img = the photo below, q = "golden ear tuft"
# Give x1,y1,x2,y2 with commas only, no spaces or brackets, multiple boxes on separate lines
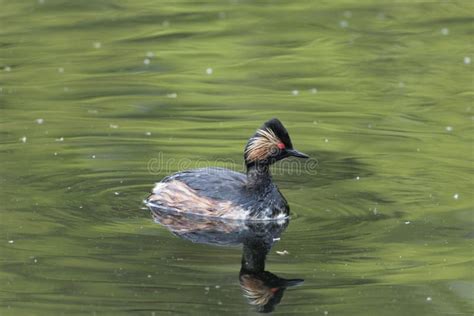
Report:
245,128,281,162
240,275,274,307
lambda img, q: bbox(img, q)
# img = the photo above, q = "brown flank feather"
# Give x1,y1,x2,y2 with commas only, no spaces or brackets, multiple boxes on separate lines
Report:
148,180,245,219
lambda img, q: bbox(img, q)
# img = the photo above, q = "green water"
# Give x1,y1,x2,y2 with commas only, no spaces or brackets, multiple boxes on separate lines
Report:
1,0,473,315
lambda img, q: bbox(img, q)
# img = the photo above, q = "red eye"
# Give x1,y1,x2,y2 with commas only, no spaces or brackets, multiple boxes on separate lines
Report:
277,142,285,149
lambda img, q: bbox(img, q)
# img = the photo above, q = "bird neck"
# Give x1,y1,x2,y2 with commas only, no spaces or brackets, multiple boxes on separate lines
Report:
240,236,270,273
246,163,272,188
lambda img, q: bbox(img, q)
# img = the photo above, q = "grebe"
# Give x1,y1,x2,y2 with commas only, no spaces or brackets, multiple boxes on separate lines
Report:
146,118,309,220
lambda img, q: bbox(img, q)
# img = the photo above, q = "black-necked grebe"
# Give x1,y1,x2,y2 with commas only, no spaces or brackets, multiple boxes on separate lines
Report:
146,118,308,220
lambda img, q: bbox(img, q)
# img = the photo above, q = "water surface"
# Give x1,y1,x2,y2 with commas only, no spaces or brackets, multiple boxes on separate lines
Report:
0,0,472,315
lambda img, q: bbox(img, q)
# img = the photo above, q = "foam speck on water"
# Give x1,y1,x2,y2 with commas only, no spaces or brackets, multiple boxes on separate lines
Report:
56,137,64,142
145,132,152,136
324,138,329,143
36,118,44,124
453,193,459,200
464,57,471,65
4,66,11,72
144,58,151,65
91,155,96,159
20,136,27,143
445,126,453,132
206,67,213,75
109,124,119,129
356,176,360,180
58,67,64,73
8,240,14,244
114,192,120,196
93,42,102,49
441,27,449,35
340,20,348,28
167,93,177,98
310,88,318,94
426,297,432,302
292,90,299,96
146,51,154,58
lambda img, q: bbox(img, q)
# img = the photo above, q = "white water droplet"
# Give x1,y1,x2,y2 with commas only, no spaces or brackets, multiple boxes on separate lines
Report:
20,136,27,143
453,193,459,200
114,192,120,196
4,66,11,72
147,274,152,278
58,67,64,73
445,126,453,132
8,240,14,244
167,93,177,98
426,297,432,302
356,176,360,180
464,56,471,65
310,88,318,94
324,138,329,143
405,221,411,225
340,20,348,28
144,58,151,65
206,67,213,75
36,118,44,124
109,124,118,129
92,155,96,159
93,42,102,49
54,152,58,156
145,132,152,136
56,137,64,142
441,28,449,35
292,90,299,96
146,51,154,58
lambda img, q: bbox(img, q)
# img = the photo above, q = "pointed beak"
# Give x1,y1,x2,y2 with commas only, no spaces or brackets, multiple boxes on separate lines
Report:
284,278,305,287
287,149,309,159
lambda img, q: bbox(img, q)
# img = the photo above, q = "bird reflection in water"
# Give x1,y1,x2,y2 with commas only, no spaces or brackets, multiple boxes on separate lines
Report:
148,205,304,313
